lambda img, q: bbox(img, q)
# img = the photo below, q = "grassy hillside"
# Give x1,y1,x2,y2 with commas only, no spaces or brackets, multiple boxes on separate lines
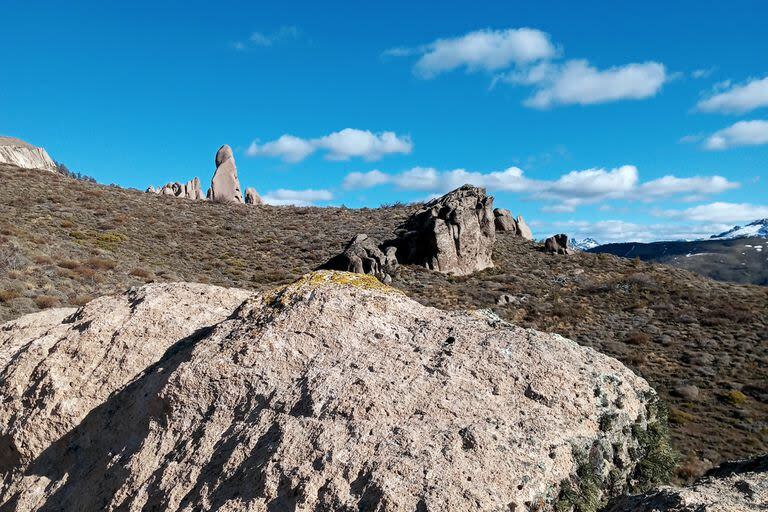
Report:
590,238,768,285
1,163,766,480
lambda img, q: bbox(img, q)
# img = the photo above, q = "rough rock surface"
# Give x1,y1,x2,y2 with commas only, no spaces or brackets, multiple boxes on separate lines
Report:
394,185,495,275
150,178,204,199
516,215,534,240
0,271,666,511
0,136,56,171
244,187,263,205
607,455,768,512
493,208,517,233
321,234,398,283
0,283,252,475
209,144,243,203
545,234,571,255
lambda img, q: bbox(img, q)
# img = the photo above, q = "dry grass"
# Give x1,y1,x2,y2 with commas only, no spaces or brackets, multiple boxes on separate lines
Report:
0,163,766,480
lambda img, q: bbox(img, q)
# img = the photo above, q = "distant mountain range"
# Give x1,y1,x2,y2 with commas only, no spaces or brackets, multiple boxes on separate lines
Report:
570,238,600,251
584,220,768,285
709,219,768,240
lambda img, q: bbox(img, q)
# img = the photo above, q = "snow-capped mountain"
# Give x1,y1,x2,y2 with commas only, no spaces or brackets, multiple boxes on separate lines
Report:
709,219,768,240
570,237,600,251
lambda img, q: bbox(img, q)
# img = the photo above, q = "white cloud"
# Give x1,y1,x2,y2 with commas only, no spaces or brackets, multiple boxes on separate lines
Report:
343,164,735,212
246,135,315,163
236,26,301,49
637,175,739,200
655,202,768,223
696,76,768,114
261,188,333,206
692,68,715,79
315,129,412,161
520,60,668,108
247,128,412,163
704,120,768,150
389,28,557,79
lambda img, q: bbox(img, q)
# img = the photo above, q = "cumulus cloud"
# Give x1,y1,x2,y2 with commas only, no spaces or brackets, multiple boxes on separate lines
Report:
703,120,768,150
387,28,557,79
654,202,768,223
518,60,668,108
343,165,735,212
247,128,412,162
246,135,315,163
637,175,739,200
261,188,333,206
696,76,768,114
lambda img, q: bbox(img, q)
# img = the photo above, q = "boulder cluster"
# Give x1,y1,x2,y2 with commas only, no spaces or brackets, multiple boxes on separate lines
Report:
146,144,262,205
0,272,672,511
493,208,533,240
325,185,540,281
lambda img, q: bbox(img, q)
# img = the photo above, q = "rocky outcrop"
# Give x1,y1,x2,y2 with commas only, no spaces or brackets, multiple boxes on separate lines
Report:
516,214,533,240
244,187,263,205
0,271,668,511
607,455,767,512
321,234,398,283
545,234,570,255
493,208,517,233
0,136,56,171
148,177,204,199
208,144,243,203
393,185,495,275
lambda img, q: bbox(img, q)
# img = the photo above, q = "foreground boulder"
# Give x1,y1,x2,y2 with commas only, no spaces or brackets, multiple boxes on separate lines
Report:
394,185,495,275
0,136,56,171
0,271,670,511
208,144,243,203
321,234,398,283
0,283,252,475
607,455,767,511
545,234,571,255
493,208,517,233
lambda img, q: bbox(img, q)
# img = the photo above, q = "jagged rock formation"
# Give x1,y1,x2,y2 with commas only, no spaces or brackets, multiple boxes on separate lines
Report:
0,271,668,511
321,234,398,283
516,214,533,240
393,185,495,275
0,136,56,171
493,208,517,233
545,234,571,255
148,177,204,199
208,144,243,203
606,455,767,511
244,187,263,205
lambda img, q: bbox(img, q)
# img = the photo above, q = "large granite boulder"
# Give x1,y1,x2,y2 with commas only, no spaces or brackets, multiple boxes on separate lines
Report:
0,271,669,511
321,234,398,283
0,136,56,171
394,184,495,275
208,144,243,203
544,233,570,255
493,208,517,233
149,177,204,199
516,215,533,240
606,455,767,511
244,187,263,205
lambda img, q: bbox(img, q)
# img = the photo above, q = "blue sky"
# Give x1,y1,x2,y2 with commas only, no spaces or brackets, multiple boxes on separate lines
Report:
2,0,767,242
